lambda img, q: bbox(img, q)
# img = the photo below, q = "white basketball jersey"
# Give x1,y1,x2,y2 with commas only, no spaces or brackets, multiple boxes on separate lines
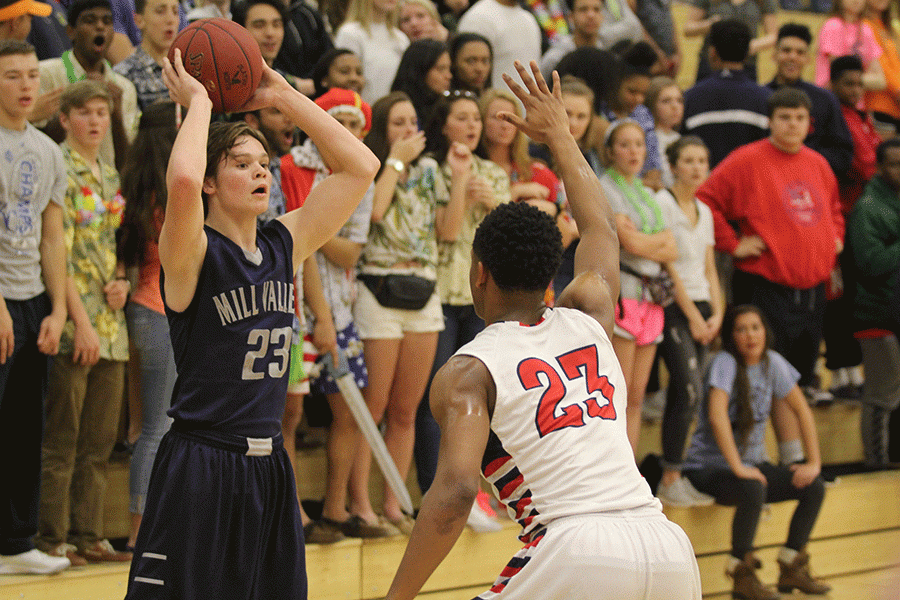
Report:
455,307,661,542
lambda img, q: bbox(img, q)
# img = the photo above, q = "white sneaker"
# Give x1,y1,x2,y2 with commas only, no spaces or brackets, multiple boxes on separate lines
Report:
0,548,70,575
466,501,502,532
681,477,715,506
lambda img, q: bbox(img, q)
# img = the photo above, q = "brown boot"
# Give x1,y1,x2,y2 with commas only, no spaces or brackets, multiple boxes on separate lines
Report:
730,553,780,600
777,549,832,595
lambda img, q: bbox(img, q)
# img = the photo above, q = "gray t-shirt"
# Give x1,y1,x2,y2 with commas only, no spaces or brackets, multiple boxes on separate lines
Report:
684,349,799,471
0,124,66,300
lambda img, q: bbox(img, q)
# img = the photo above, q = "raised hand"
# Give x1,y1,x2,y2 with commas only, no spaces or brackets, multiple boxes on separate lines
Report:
162,48,210,109
445,141,472,175
500,61,569,146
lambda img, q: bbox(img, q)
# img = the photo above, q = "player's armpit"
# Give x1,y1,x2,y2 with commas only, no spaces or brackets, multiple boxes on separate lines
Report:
556,271,616,339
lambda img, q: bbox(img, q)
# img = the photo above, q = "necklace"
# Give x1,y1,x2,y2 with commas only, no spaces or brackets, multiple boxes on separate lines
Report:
607,168,663,234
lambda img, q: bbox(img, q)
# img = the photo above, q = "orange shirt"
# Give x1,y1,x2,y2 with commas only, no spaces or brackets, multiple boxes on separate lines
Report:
864,18,900,120
130,238,165,314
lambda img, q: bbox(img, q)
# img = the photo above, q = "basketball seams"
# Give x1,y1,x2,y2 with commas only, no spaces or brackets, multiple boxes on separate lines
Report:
207,20,261,90
201,28,226,112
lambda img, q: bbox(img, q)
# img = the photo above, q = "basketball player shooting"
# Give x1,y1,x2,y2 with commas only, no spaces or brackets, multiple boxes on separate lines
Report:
122,50,378,599
383,62,702,600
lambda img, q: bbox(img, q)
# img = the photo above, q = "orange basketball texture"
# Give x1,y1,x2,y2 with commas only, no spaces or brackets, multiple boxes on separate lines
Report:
168,19,263,113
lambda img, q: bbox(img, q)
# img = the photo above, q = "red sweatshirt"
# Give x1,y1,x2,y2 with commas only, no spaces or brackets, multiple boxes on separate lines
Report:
839,104,881,215
697,139,844,289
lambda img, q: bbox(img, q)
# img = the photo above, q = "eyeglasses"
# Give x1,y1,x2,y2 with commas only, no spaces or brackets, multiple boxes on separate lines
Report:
443,89,479,100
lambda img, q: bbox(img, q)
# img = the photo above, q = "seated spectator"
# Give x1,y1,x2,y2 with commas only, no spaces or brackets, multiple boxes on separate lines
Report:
457,0,541,93
683,19,771,169
115,102,177,550
766,23,854,179
448,32,491,95
683,305,830,600
645,76,682,188
27,0,71,60
697,87,844,409
848,138,900,467
599,42,661,188
684,0,778,82
273,0,333,93
36,0,138,170
655,136,724,508
399,0,448,41
311,48,365,98
391,39,451,125
815,0,885,91
335,0,409,105
598,0,641,49
864,0,900,131
113,0,176,110
37,79,131,566
540,0,603,82
599,119,677,455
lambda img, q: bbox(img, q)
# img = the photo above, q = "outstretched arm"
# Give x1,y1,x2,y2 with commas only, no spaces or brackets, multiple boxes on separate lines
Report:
384,356,494,600
500,62,620,337
158,49,212,313
271,67,380,270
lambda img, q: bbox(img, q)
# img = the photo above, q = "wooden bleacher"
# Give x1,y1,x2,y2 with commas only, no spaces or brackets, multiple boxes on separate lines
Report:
3,401,898,599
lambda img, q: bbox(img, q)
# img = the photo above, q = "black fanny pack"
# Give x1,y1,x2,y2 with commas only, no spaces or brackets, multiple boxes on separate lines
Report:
358,273,436,310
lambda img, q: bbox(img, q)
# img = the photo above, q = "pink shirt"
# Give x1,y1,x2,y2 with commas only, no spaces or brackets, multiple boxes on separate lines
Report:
816,17,882,88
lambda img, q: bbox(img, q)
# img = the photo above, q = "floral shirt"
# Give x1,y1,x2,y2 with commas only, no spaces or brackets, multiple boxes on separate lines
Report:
59,142,128,362
437,155,511,305
360,157,447,280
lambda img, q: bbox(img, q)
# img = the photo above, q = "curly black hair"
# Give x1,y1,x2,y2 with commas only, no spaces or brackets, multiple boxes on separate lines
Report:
472,202,563,292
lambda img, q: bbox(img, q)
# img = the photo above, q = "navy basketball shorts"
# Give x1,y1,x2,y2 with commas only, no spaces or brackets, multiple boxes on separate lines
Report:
124,426,307,600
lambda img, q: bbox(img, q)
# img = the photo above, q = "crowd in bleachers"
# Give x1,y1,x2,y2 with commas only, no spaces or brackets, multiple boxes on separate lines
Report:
1,0,899,595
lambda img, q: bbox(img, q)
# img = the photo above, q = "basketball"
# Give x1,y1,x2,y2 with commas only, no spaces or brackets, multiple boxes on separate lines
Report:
168,18,263,113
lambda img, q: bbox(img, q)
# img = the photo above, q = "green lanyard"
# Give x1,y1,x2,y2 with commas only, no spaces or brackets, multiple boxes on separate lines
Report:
607,168,663,234
61,51,85,83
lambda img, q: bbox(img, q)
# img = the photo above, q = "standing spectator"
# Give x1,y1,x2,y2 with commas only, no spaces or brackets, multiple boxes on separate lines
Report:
815,0,885,91
0,0,51,40
335,0,409,105
766,23,854,180
646,76,682,188
27,0,71,60
697,87,844,422
683,19,771,169
0,38,69,577
36,0,139,170
273,0,334,94
115,102,177,551
310,48,365,98
684,0,778,82
113,0,177,110
637,0,679,77
655,136,723,507
391,39,451,124
348,92,463,534
415,90,510,531
448,32,491,95
864,0,900,131
822,55,876,399
540,0,603,81
600,119,678,455
600,42,661,187
457,0,541,93
524,0,568,46
36,80,132,565
848,139,900,467
399,0,448,41
682,305,830,600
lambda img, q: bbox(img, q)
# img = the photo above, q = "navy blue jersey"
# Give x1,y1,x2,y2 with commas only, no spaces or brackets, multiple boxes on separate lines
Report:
162,222,295,438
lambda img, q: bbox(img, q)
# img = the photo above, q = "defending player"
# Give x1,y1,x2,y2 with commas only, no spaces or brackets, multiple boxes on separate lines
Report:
384,62,701,600
123,50,378,599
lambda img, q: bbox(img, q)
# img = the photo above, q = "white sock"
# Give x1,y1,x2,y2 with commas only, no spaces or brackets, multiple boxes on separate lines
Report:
831,368,849,387
850,365,864,386
779,546,799,564
726,555,742,574
779,439,805,465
